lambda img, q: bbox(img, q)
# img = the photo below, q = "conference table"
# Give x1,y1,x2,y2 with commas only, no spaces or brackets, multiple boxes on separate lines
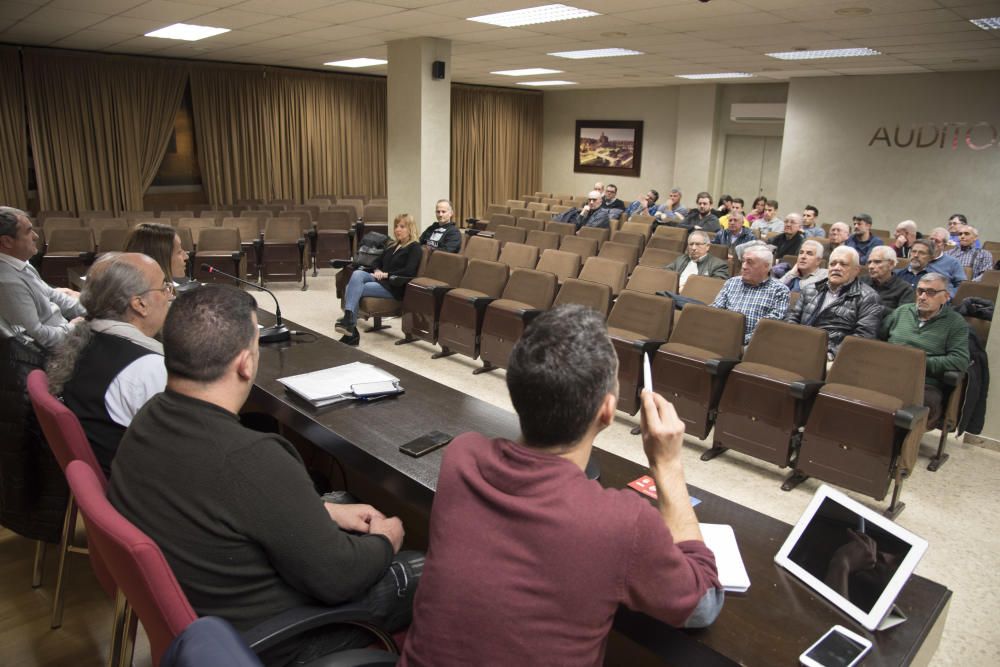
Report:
245,313,950,666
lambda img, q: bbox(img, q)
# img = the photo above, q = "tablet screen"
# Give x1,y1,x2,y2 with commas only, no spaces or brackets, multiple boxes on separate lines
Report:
787,497,912,614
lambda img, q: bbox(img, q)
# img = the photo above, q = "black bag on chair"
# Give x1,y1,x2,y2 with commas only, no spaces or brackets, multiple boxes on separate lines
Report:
354,232,390,269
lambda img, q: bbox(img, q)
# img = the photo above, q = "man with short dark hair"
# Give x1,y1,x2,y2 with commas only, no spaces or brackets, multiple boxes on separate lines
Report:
602,183,625,211
882,273,970,424
653,188,687,225
712,194,733,219
676,192,720,233
786,246,882,360
400,305,723,667
947,213,977,247
574,190,621,230
625,189,660,219
714,208,754,253
801,205,824,238
717,197,744,231
47,253,173,475
665,230,729,288
749,200,783,236
844,213,884,264
418,199,461,252
711,244,789,344
896,238,934,289
109,285,420,666
0,206,85,348
863,245,914,316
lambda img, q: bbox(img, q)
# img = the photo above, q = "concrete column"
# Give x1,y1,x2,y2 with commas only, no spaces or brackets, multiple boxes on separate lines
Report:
386,37,451,231
672,85,719,200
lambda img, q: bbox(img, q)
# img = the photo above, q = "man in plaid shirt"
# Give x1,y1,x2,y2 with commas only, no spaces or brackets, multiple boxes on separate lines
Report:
946,224,993,281
711,244,790,344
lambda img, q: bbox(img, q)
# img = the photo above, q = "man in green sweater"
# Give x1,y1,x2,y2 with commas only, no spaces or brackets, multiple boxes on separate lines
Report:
882,272,970,424
109,285,420,665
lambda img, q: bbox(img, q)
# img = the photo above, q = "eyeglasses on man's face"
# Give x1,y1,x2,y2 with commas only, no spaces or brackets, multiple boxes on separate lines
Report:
915,287,946,297
140,280,176,297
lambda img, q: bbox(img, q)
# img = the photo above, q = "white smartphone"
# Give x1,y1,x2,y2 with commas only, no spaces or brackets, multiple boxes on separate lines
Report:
799,625,872,667
642,351,652,394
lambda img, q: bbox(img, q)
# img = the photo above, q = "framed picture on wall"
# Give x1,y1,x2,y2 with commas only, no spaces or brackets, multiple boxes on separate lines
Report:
574,120,643,177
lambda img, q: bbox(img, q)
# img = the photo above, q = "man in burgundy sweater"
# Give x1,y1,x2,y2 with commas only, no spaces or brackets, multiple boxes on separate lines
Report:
401,305,723,666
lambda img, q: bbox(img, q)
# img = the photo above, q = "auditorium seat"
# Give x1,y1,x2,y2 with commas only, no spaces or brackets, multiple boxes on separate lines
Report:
552,277,612,317
357,247,430,335
80,211,115,224
278,210,312,231
338,199,364,222
235,198,264,209
306,197,333,208
795,337,929,518
707,319,828,471
638,246,681,268
494,225,526,247
37,210,74,223
651,304,745,439
550,204,572,215
193,228,242,283
979,270,1000,286
435,259,509,361
41,228,95,288
478,268,558,373
525,230,560,253
533,208,555,219
520,194,540,204
926,367,968,473
294,205,321,222
342,194,369,205
398,252,469,346
611,231,645,254
541,197,561,207
624,266,678,296
577,227,610,246
578,256,627,298
483,204,508,218
680,275,725,305
88,217,128,238
598,241,639,275
157,210,193,223
462,235,500,262
497,242,539,270
620,221,653,242
544,220,576,238
709,244,730,261
509,207,533,221
607,290,674,415
177,218,216,250
629,214,656,228
41,217,83,232
504,199,524,209
362,204,388,235
96,227,129,255
649,225,687,252
559,235,598,261
515,217,544,232
535,248,581,284
261,219,305,287
222,217,263,281
526,201,548,212
123,211,155,223
954,280,998,305
486,213,515,232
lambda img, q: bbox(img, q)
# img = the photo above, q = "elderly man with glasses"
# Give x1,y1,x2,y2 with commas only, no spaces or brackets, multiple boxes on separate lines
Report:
571,190,622,230
664,230,729,289
45,252,173,476
882,272,970,425
863,245,914,316
946,225,993,281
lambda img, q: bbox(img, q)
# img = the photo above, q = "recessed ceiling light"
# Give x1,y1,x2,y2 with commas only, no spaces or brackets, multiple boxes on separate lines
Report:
548,48,643,59
516,80,577,86
676,73,753,80
834,7,872,16
324,58,388,68
492,68,564,76
970,17,1000,30
145,23,230,41
468,4,598,28
767,48,881,60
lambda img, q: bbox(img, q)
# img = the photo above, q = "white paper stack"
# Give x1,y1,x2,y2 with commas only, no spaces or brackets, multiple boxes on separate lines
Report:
278,362,400,407
699,523,751,593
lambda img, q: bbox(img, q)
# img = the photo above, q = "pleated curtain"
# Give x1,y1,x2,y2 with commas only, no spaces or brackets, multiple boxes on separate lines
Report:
190,64,387,206
0,47,30,211
450,85,543,223
22,48,187,214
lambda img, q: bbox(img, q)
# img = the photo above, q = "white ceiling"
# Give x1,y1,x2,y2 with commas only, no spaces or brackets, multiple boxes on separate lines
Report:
1,0,999,88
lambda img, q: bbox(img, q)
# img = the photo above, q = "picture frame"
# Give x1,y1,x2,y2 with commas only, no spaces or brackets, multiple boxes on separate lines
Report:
574,120,643,177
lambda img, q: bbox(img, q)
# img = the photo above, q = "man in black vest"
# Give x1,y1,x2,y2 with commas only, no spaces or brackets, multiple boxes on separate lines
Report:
46,253,173,475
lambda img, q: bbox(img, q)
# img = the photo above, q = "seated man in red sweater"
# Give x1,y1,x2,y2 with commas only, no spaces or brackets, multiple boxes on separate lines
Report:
401,304,723,666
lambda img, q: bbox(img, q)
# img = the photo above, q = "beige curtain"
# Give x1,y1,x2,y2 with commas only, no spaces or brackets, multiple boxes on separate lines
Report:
0,47,30,210
22,49,187,214
190,64,387,206
451,85,543,223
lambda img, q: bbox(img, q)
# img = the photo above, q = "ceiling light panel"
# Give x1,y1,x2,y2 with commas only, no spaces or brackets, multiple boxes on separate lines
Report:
145,23,230,41
492,68,564,76
468,4,599,28
548,48,644,59
676,73,753,80
767,47,881,60
970,17,1000,30
516,80,577,86
324,58,388,68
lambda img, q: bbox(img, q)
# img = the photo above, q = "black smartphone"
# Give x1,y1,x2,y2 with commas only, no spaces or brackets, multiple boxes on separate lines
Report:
399,430,452,458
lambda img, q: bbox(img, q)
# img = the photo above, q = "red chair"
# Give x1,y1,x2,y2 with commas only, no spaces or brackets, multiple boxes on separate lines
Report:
25,369,115,628
66,460,400,667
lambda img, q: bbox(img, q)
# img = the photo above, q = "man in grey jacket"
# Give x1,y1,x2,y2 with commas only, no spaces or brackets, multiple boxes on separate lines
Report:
0,207,85,349
786,245,882,360
664,231,729,289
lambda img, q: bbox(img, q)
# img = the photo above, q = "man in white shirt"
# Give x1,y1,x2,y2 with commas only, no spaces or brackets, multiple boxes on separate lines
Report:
0,206,85,348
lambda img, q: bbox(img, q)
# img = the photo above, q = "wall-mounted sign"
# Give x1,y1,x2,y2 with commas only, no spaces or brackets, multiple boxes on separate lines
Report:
868,122,999,150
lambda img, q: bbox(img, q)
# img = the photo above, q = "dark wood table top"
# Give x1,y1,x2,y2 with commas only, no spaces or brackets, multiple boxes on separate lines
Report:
249,313,950,666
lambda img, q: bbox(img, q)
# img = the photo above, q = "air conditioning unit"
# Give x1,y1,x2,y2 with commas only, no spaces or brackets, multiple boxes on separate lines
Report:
730,103,786,123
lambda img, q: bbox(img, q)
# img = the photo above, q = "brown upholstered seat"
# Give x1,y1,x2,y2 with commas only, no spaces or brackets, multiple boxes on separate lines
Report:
516,217,545,232
709,319,828,472
607,290,674,415
629,214,655,228
598,241,639,275
577,226,610,246
525,230,561,252
504,199,525,209
494,225,527,247
625,266,678,295
435,259,509,360
611,231,645,254
648,225,687,252
535,249,581,283
41,218,83,232
357,247,430,333
526,202,548,212
486,213,515,232
483,204,509,218
463,235,501,262
796,336,928,517
578,256,627,298
651,304,745,439
398,251,468,346
193,228,242,282
497,242,539,270
558,235,599,260
638,246,681,268
41,228,95,288
222,217,263,281
337,199,364,222
552,277,612,317
261,218,305,287
680,275,725,304
478,269,558,373
544,220,575,238
621,220,653,241
509,207,533,221
157,210,193,223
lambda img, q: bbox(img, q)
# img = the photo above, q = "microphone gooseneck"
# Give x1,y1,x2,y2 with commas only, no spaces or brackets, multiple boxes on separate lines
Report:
200,264,291,343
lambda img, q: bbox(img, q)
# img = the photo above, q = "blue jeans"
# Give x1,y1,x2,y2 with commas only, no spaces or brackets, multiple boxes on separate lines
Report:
343,270,394,314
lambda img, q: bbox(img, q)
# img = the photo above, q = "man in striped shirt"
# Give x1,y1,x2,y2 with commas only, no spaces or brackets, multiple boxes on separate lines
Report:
946,225,993,281
711,244,789,344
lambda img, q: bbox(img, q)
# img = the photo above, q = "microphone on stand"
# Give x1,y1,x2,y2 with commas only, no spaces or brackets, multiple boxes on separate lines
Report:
200,264,291,343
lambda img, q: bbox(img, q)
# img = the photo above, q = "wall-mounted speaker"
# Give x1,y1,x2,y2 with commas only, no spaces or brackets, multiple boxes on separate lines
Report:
432,60,446,80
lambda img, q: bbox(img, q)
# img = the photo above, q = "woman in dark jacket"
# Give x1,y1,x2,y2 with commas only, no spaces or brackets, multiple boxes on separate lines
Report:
336,213,422,346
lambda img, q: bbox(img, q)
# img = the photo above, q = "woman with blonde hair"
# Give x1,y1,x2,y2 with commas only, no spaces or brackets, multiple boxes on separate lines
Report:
336,213,422,346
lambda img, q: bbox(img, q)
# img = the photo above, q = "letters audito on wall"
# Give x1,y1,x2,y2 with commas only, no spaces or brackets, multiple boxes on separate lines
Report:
868,122,1000,150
